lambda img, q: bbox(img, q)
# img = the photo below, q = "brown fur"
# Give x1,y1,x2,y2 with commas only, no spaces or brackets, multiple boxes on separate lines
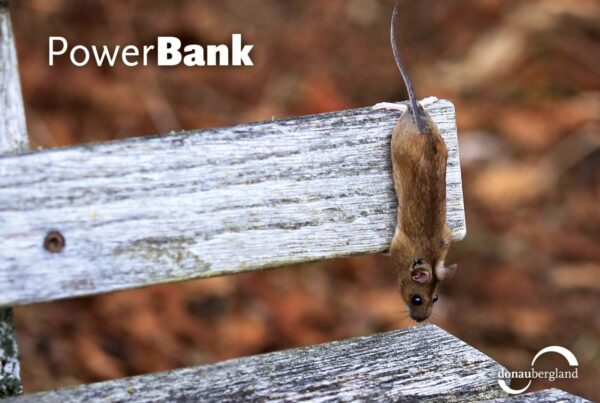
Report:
389,107,454,322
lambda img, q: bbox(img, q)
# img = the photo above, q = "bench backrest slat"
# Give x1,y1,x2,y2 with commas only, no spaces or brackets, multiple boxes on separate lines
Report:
0,100,465,307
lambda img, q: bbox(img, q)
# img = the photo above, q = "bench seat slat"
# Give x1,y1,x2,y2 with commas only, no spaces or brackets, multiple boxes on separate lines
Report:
4,325,506,402
486,388,591,402
0,100,465,306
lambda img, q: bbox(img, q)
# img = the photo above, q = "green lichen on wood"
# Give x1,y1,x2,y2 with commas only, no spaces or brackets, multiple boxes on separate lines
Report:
115,236,212,274
0,377,22,398
0,308,22,397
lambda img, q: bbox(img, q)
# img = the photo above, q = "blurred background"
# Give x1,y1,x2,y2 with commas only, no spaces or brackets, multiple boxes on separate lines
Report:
7,0,600,400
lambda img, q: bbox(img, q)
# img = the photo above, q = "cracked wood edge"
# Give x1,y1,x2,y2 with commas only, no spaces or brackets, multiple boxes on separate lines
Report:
0,99,465,306
4,325,507,402
0,0,28,397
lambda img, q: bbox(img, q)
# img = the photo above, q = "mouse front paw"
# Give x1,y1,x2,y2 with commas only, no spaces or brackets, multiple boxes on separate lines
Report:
372,102,408,112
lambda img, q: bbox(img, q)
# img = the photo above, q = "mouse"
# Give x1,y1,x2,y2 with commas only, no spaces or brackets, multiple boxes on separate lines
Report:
384,2,457,323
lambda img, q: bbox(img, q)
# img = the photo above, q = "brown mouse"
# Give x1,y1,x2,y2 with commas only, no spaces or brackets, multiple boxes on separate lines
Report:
387,2,457,322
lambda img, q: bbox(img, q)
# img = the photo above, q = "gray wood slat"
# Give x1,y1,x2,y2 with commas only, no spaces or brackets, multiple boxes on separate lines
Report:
0,309,21,397
0,0,29,397
0,99,465,306
0,0,28,154
485,388,591,402
4,325,507,402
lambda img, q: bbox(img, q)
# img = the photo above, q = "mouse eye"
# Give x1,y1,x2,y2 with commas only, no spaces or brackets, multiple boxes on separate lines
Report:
433,295,439,303
411,295,423,306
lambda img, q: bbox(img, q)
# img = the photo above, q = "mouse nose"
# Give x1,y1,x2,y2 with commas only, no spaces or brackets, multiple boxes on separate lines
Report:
410,314,428,323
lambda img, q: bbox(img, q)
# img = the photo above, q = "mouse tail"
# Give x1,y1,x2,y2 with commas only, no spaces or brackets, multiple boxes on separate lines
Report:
391,2,428,134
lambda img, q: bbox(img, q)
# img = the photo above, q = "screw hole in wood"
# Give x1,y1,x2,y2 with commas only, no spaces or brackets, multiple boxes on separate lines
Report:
44,230,65,253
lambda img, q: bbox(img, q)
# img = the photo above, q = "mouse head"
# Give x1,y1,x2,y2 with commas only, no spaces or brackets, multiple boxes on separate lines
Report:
399,259,457,322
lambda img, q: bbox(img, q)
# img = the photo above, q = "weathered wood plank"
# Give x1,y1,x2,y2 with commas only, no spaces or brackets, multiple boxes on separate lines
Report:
3,325,506,402
486,388,591,402
0,310,21,397
0,1,27,154
0,0,28,397
0,99,465,307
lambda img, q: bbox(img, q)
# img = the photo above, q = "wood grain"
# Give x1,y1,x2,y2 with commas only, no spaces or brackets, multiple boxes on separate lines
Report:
4,325,507,402
0,1,27,397
0,99,465,307
0,309,21,397
0,0,27,154
487,388,591,402
0,0,29,397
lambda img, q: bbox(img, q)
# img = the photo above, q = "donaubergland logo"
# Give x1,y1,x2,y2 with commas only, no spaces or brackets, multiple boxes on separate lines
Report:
498,346,579,395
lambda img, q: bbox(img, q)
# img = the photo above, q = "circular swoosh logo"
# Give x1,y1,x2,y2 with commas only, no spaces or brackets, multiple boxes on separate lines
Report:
497,346,579,395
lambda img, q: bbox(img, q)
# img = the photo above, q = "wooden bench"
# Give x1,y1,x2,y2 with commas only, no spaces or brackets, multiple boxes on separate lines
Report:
0,3,589,402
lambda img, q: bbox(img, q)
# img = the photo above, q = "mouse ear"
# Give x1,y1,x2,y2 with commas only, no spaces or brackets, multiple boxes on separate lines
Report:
435,263,457,282
411,268,431,284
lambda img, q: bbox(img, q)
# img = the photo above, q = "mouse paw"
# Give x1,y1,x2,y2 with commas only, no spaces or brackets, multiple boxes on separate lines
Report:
373,97,438,112
418,96,438,107
372,102,408,111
